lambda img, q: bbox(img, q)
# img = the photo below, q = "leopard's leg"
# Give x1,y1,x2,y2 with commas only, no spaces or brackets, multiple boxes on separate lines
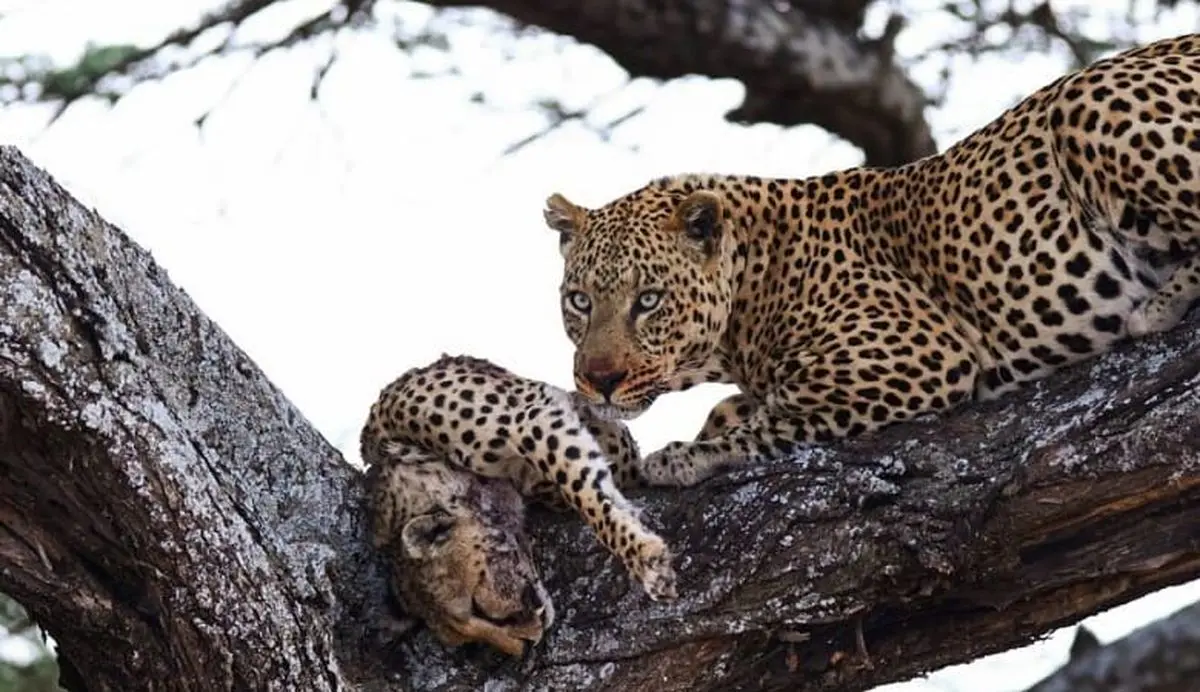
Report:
536,431,675,600
1048,70,1200,337
1128,253,1200,336
577,402,644,489
663,350,735,392
695,393,758,442
642,303,980,487
454,387,675,601
641,405,794,487
546,396,674,600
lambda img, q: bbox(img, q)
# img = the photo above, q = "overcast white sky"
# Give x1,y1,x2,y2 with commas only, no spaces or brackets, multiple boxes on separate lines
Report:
0,0,1198,688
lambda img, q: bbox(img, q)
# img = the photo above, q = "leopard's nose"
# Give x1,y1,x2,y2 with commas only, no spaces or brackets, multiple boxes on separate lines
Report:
583,369,627,399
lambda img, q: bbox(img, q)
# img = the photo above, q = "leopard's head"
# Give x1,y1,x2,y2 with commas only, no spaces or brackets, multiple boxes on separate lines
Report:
545,178,736,418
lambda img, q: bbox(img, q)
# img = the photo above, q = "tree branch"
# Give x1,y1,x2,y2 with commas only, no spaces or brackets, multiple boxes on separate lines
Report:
934,1,1124,71
430,0,936,166
1,0,934,167
0,145,374,689
0,0,363,127
1025,600,1200,692
0,144,1197,689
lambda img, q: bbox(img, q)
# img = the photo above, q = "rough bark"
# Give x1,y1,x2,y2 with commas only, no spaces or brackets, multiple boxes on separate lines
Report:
414,0,934,167
0,147,369,689
0,144,1197,691
1025,601,1200,692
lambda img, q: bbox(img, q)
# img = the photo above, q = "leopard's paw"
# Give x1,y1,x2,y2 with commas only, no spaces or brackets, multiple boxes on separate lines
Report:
632,534,678,602
641,442,711,487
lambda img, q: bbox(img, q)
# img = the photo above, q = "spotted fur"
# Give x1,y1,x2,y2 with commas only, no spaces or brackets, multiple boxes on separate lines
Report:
545,34,1200,486
361,354,677,615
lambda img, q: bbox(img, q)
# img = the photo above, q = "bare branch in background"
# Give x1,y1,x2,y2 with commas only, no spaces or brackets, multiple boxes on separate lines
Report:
934,1,1124,70
0,0,374,127
0,0,1185,165
427,0,936,165
499,86,647,158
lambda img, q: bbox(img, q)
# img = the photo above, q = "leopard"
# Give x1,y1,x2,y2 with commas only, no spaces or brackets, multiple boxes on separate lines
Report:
541,33,1200,487
360,355,677,626
365,452,552,657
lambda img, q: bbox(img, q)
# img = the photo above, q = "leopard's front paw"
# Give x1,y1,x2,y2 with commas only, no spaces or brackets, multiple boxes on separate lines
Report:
641,442,712,487
1127,297,1189,338
632,534,678,602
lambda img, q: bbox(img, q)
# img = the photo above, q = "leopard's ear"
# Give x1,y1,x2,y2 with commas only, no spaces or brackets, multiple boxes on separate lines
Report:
672,190,724,258
544,193,585,256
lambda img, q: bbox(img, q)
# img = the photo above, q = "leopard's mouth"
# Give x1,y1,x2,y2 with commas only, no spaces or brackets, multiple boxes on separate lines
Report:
578,385,660,420
573,366,665,419
582,401,649,420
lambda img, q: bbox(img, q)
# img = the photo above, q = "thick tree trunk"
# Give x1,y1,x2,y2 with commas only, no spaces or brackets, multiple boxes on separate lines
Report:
429,0,936,167
1025,601,1200,692
0,148,369,689
0,145,1197,691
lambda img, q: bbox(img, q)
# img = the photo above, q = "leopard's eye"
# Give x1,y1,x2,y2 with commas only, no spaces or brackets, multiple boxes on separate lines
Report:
633,290,663,315
564,291,591,314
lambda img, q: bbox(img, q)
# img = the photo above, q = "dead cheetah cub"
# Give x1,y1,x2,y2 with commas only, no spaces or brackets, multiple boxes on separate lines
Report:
365,451,552,657
361,354,677,602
